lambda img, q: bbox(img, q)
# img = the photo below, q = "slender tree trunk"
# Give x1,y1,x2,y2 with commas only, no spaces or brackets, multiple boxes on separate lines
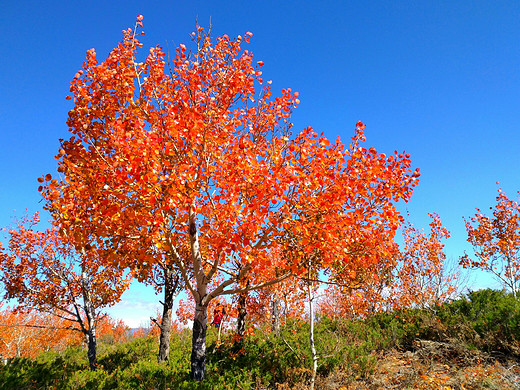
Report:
508,262,518,298
158,268,175,363
307,265,317,390
81,269,97,371
191,301,208,381
271,292,281,335
236,290,247,339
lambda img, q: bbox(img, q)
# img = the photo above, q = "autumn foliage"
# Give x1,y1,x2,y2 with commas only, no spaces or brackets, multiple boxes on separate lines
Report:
96,316,131,345
318,213,457,319
35,16,421,379
461,188,520,297
0,308,130,360
0,307,81,360
1,14,517,387
395,213,457,309
0,213,131,369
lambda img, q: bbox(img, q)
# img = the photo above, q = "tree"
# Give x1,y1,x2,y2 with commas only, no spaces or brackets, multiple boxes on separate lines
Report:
0,213,131,369
149,270,183,362
41,17,420,380
394,213,457,309
281,191,405,389
461,188,520,297
0,306,82,360
96,315,131,345
318,214,458,319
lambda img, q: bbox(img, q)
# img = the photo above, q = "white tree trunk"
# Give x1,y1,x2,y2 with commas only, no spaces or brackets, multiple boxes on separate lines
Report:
307,265,318,390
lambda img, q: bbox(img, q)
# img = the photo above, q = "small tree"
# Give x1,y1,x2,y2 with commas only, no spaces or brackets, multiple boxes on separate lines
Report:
318,214,459,318
461,188,520,297
97,315,131,345
395,213,458,309
0,306,82,359
0,213,131,369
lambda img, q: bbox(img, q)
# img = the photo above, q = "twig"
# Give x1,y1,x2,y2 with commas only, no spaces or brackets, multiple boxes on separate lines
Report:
0,323,81,332
150,317,162,331
280,331,305,365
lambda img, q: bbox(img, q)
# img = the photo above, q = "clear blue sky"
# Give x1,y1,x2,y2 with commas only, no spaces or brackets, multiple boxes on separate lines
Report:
1,1,519,326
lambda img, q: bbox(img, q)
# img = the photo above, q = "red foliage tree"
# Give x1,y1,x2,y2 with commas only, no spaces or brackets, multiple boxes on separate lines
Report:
395,213,457,309
0,213,131,369
318,214,458,319
461,188,520,297
0,306,82,360
96,315,130,345
41,17,419,380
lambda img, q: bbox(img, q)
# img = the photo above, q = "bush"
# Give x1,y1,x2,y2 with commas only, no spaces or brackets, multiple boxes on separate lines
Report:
1,290,518,389
0,346,87,390
437,288,520,353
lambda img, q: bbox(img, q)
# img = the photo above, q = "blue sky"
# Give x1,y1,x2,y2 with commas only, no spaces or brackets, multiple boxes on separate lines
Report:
1,1,519,326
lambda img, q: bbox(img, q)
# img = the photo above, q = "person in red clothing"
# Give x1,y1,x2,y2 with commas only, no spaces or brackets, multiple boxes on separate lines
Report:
212,303,225,328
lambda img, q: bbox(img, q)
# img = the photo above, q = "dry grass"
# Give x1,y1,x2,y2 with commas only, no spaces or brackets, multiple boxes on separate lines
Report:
289,340,520,390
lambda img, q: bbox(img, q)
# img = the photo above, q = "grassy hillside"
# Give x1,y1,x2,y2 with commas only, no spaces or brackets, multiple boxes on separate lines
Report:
1,289,519,389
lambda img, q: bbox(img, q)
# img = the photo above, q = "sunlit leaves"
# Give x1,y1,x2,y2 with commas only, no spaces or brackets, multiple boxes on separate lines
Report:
0,307,82,359
36,18,421,377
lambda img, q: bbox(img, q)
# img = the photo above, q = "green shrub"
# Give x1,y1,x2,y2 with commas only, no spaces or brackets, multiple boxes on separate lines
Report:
98,335,158,373
1,290,518,389
438,288,520,353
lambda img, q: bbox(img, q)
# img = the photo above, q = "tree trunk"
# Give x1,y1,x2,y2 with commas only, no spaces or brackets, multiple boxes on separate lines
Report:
271,293,281,335
191,301,208,381
188,207,210,381
158,268,175,363
308,265,317,390
81,269,98,371
236,290,247,339
86,327,97,370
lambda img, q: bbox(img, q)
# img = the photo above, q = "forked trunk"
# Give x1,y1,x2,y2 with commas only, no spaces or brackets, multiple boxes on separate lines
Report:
158,269,175,363
191,301,208,381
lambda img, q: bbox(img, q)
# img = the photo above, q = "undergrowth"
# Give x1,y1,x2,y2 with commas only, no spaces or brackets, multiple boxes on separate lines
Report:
0,289,518,389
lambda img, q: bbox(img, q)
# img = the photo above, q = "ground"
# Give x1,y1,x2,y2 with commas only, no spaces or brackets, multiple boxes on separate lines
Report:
316,341,520,390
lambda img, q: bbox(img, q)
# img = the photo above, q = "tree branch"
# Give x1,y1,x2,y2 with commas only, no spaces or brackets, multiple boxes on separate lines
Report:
0,323,82,332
